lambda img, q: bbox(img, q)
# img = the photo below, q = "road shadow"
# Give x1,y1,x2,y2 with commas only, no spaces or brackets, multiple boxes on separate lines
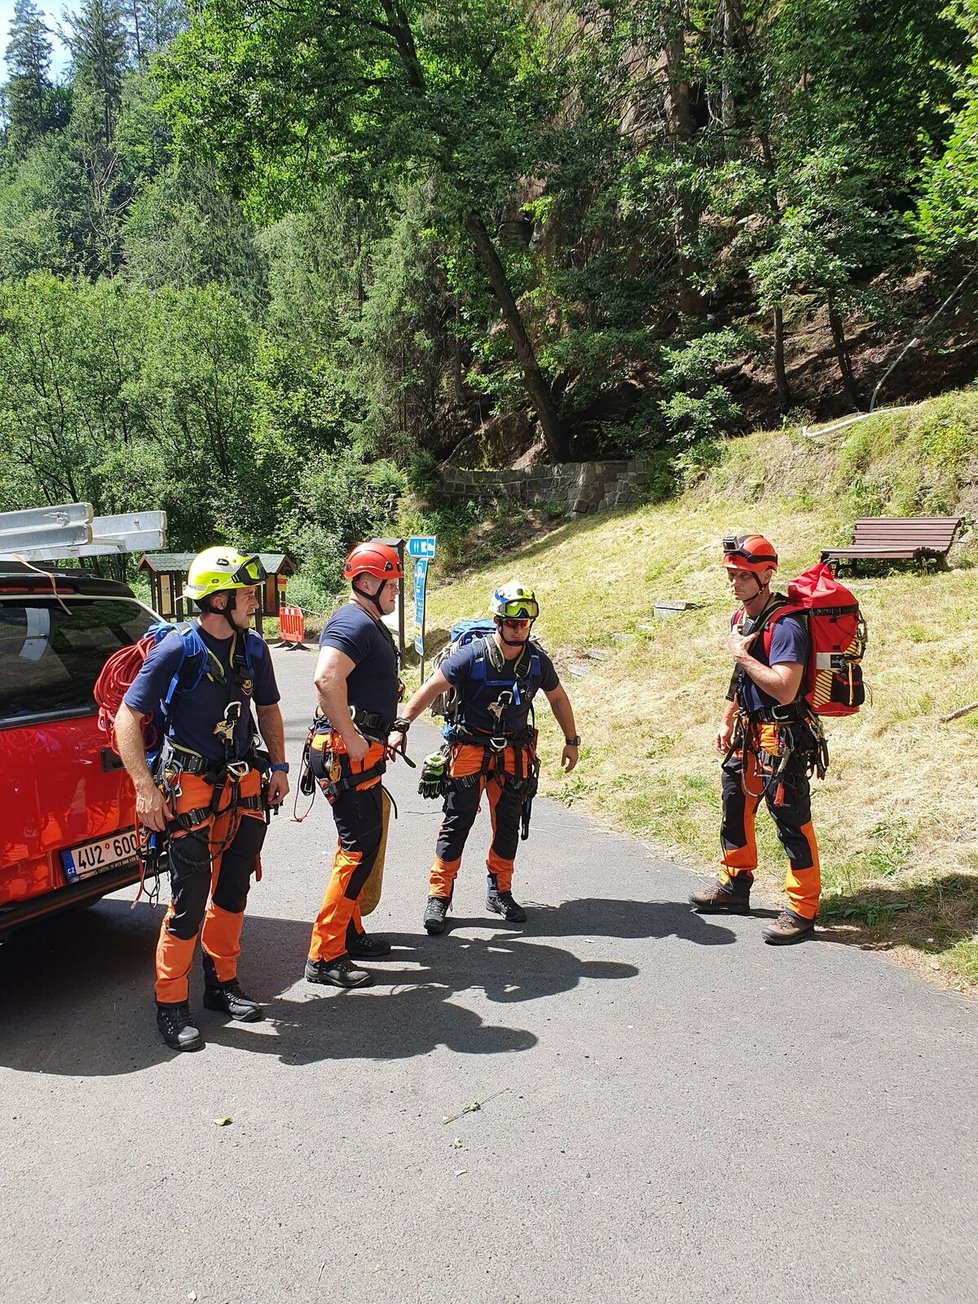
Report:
517,895,738,945
0,896,661,1076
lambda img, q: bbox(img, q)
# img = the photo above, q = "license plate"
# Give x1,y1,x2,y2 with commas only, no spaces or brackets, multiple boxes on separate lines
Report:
61,829,140,882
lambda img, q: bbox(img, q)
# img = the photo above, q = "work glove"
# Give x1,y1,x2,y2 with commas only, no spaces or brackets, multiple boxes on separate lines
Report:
418,751,447,800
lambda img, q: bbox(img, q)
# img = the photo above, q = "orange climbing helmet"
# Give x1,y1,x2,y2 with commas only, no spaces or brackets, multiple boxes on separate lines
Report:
342,540,404,583
722,534,778,574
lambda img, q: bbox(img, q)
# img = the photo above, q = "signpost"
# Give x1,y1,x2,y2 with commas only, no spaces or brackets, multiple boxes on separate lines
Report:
407,535,437,678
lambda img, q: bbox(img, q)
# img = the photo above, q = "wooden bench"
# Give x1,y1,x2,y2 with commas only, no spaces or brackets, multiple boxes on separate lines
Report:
821,517,962,568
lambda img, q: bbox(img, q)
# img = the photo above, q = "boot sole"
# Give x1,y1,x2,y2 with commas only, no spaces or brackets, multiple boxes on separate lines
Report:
423,921,447,934
486,900,527,923
762,928,815,945
159,1031,204,1052
202,995,265,1022
689,898,752,915
305,965,373,988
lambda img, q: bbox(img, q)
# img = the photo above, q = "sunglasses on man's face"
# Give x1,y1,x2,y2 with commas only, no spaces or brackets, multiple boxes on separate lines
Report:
502,617,531,628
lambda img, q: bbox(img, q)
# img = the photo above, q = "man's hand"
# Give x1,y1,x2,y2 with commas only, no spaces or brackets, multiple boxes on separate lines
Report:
343,731,370,763
716,720,735,754
387,728,407,761
266,771,289,807
727,627,760,663
136,781,171,832
561,743,578,773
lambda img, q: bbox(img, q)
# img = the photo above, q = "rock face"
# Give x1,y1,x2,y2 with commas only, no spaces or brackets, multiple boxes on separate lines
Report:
443,412,536,471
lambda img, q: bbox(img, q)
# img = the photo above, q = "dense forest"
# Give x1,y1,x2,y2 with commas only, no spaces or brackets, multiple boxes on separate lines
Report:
0,0,976,591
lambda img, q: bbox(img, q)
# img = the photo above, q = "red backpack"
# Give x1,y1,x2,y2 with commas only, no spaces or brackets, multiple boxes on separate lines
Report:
751,563,867,717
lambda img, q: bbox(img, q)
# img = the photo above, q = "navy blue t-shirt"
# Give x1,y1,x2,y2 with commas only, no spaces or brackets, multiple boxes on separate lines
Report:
441,637,559,736
733,605,808,714
319,603,399,724
124,624,278,762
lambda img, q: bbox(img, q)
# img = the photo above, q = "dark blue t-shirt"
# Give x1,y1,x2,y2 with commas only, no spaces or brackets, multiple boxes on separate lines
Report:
123,624,278,762
441,637,559,736
733,606,808,714
319,603,399,724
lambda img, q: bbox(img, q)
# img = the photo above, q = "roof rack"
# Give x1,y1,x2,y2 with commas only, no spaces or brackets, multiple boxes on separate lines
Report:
0,504,166,561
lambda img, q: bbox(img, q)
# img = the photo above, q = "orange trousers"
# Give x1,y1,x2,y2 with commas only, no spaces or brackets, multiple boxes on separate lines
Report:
155,767,266,1003
308,738,388,963
429,744,527,898
720,729,820,920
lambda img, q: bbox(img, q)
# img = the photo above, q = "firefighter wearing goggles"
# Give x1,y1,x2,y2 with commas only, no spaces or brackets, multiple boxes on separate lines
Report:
115,546,289,1052
688,535,820,944
390,581,580,936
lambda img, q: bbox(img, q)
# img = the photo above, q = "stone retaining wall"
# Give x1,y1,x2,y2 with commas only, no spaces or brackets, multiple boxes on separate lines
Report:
439,457,652,516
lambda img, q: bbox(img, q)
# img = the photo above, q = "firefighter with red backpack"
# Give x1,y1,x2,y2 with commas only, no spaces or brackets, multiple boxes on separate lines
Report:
690,535,826,944
389,582,579,936
114,547,289,1051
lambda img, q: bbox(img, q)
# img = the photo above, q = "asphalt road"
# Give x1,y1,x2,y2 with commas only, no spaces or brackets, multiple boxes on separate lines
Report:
1,646,975,1304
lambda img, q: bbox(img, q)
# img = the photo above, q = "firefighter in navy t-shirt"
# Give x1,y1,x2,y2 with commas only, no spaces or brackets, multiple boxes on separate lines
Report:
689,535,821,944
389,582,579,936
116,547,289,1052
304,541,404,989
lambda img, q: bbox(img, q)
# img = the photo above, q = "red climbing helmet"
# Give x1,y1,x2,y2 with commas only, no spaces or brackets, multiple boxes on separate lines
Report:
342,540,404,582
722,534,778,574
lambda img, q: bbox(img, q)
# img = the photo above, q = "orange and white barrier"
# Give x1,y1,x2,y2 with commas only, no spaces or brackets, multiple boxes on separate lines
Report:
276,604,308,649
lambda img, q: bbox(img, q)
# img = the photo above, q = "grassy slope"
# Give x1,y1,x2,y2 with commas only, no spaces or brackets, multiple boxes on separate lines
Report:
415,391,978,992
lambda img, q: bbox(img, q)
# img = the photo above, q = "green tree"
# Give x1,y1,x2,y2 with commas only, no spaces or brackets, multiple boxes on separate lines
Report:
2,0,62,159
159,0,572,459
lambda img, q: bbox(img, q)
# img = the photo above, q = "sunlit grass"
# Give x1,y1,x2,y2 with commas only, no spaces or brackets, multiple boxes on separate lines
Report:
414,393,978,992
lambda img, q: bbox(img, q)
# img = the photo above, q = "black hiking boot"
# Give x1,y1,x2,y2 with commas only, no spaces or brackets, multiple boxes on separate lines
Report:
486,879,528,924
304,956,373,988
156,1001,204,1052
689,875,753,915
423,896,451,935
762,910,816,945
203,978,264,1022
347,932,392,958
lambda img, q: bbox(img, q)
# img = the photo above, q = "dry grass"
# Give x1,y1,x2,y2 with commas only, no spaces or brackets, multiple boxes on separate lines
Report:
413,398,978,993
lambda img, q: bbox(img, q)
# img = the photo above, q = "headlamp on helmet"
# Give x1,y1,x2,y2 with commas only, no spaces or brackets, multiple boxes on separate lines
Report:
722,534,778,574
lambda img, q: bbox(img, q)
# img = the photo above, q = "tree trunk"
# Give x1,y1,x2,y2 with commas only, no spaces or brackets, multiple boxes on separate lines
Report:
773,307,792,411
661,10,702,319
463,209,568,462
826,290,862,410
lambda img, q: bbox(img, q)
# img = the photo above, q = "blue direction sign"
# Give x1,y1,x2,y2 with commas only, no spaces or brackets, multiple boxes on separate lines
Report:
413,557,429,658
407,535,437,559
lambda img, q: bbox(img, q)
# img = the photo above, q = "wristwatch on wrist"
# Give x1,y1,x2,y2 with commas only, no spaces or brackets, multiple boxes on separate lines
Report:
565,736,581,747
270,762,290,774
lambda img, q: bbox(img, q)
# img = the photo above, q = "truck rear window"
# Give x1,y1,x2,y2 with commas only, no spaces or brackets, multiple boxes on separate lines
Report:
0,597,153,723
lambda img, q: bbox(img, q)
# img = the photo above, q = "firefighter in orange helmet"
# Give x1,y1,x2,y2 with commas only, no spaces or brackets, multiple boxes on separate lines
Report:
304,540,405,988
688,535,821,944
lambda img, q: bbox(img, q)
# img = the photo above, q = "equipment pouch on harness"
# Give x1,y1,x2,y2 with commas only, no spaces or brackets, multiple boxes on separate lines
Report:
305,723,387,805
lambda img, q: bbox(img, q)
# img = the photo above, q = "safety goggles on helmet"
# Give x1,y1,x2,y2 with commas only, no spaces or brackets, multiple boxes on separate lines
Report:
722,534,778,573
489,583,539,621
229,554,267,586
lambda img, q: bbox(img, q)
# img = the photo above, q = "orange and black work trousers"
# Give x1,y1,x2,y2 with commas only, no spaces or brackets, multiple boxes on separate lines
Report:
308,736,388,964
719,723,821,920
155,766,266,1004
428,743,529,899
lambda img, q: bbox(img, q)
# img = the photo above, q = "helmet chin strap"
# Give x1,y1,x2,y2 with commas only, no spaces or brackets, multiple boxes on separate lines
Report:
352,577,386,615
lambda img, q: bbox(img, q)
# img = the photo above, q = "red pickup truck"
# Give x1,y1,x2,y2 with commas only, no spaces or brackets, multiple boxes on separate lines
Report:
0,563,157,939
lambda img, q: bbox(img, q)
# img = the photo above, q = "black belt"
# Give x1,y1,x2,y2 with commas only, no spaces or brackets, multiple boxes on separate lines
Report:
319,710,394,744
162,742,256,780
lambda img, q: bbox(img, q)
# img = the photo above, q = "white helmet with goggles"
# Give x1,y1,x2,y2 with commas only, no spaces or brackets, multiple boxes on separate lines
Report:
489,582,539,622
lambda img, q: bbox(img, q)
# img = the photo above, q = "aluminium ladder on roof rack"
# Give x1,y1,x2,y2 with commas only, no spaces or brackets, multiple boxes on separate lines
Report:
0,503,167,561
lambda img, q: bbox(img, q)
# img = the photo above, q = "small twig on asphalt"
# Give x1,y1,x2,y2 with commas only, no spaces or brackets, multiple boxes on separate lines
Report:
442,1088,509,1125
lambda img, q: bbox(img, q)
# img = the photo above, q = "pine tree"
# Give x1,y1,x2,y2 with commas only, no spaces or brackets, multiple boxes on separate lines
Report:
3,0,55,158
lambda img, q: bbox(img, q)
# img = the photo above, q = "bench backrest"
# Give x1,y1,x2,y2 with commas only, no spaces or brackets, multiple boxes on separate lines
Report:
850,517,961,549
